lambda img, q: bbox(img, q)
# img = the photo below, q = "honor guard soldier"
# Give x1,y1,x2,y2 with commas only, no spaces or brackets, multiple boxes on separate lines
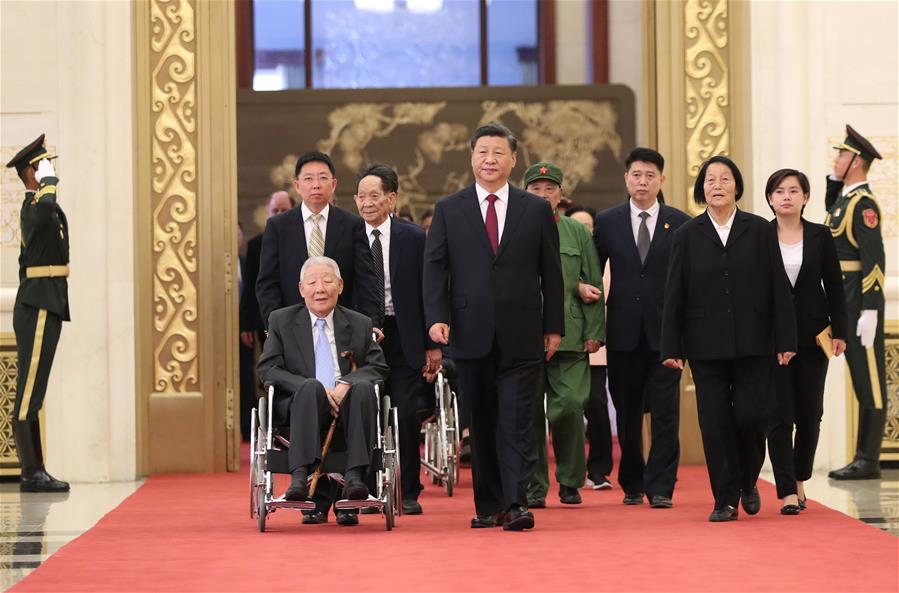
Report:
824,125,887,480
5,134,70,492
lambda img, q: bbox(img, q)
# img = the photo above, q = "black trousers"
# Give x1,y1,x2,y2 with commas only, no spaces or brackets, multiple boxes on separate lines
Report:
13,303,63,421
607,334,681,498
382,316,425,501
690,356,773,509
768,347,828,498
584,365,613,480
276,378,378,474
456,349,540,515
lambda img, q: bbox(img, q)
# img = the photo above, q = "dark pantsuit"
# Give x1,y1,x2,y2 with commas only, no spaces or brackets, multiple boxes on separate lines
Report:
278,378,378,474
690,356,773,509
13,304,63,421
768,348,828,498
382,316,425,500
456,351,540,516
607,335,681,498
584,365,612,481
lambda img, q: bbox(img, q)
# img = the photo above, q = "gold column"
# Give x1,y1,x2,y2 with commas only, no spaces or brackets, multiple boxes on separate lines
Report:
134,0,239,474
644,0,752,464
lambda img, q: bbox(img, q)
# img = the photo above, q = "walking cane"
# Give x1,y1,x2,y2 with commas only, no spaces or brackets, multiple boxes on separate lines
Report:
308,350,357,498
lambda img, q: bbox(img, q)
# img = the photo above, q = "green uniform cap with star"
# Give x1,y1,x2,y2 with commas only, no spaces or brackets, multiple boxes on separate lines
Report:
5,134,57,174
524,162,564,188
833,124,882,162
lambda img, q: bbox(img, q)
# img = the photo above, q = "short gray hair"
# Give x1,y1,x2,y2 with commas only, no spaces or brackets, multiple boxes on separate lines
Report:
300,256,342,282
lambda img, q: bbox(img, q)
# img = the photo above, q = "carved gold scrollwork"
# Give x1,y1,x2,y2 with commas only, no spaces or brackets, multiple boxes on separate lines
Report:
684,0,729,214
151,0,198,392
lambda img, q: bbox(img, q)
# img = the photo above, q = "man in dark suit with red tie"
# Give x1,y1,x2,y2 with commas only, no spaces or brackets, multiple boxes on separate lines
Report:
593,147,690,508
255,151,381,330
423,123,564,531
353,163,442,515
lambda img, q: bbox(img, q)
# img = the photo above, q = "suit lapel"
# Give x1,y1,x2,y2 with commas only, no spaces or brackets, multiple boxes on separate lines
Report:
725,209,749,248
696,211,723,246
496,187,527,260
619,203,643,265
794,218,812,288
293,309,315,378
643,205,672,267
323,205,339,256
388,217,400,286
333,306,353,376
460,186,494,256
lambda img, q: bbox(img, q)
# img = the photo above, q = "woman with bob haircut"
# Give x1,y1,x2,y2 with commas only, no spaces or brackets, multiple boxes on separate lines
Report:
764,168,847,515
661,155,797,522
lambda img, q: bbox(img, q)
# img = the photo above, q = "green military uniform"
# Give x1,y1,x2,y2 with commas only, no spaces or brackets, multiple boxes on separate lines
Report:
6,134,70,492
524,163,606,502
824,125,887,478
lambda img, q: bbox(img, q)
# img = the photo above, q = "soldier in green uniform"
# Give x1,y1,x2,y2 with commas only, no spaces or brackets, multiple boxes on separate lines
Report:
824,125,887,480
5,134,70,492
523,162,606,507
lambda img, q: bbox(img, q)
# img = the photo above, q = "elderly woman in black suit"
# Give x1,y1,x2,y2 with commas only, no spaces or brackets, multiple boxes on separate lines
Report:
661,156,797,522
764,169,847,515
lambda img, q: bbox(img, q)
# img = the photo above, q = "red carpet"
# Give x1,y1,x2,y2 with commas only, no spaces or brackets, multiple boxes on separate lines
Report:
12,447,898,593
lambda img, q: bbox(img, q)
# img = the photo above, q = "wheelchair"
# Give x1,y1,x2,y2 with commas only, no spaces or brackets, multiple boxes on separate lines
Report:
250,382,402,531
420,368,460,496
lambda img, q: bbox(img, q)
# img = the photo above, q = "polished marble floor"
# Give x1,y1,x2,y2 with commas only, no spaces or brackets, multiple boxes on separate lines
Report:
0,479,142,591
0,470,896,591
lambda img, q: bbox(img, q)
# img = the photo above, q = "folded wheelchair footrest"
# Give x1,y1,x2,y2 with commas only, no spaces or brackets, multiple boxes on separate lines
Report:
270,497,317,511
334,495,383,510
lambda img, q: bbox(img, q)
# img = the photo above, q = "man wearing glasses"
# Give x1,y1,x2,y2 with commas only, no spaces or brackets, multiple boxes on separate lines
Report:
256,151,381,331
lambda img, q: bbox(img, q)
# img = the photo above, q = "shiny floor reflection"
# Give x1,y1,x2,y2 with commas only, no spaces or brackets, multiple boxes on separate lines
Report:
0,480,142,590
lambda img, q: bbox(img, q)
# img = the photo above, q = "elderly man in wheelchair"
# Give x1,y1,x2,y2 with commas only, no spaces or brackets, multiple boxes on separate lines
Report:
256,256,389,526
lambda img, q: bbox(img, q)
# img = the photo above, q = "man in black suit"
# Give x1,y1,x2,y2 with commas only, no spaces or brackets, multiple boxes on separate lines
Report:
256,151,381,331
353,163,442,515
423,123,564,531
593,148,690,508
239,190,293,440
257,256,389,526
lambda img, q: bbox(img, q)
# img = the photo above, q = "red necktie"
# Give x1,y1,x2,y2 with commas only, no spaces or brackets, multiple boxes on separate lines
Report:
485,194,499,255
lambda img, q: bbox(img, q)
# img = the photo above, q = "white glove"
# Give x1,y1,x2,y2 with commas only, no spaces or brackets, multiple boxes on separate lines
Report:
35,159,55,182
856,309,878,348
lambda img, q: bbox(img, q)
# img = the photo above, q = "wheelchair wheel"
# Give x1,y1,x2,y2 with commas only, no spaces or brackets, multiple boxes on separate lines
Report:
384,425,396,531
449,386,461,486
250,409,258,518
257,490,267,532
391,407,402,516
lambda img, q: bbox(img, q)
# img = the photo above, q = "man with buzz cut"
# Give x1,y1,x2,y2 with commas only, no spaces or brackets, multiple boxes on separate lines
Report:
522,162,605,509
5,134,70,492
592,147,690,508
825,125,887,481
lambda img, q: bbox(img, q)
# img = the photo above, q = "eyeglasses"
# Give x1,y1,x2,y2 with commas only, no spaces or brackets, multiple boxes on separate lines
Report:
299,175,334,185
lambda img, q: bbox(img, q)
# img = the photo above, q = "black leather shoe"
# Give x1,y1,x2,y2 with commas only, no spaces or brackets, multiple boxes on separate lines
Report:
284,469,308,501
741,486,761,515
828,459,881,480
336,510,359,526
14,419,70,493
343,468,369,500
402,499,423,515
623,492,644,505
709,505,738,522
781,504,801,515
798,497,807,511
301,510,328,524
19,469,70,493
526,496,546,508
502,505,535,531
471,513,503,528
559,485,582,504
649,495,673,508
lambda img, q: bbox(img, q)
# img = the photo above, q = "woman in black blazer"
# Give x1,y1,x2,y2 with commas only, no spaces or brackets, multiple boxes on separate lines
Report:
764,169,847,515
661,156,797,522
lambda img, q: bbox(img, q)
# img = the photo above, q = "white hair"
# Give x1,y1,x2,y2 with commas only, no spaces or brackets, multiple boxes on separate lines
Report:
300,256,342,282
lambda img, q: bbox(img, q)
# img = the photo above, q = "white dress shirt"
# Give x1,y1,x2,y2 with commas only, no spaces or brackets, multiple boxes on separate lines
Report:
779,240,803,287
708,207,737,246
366,217,394,316
841,180,867,197
475,182,509,243
629,198,660,243
308,309,341,383
301,202,330,253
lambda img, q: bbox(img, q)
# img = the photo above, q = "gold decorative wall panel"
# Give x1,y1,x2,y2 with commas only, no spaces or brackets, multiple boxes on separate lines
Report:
684,0,730,215
0,334,18,476
150,0,199,393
